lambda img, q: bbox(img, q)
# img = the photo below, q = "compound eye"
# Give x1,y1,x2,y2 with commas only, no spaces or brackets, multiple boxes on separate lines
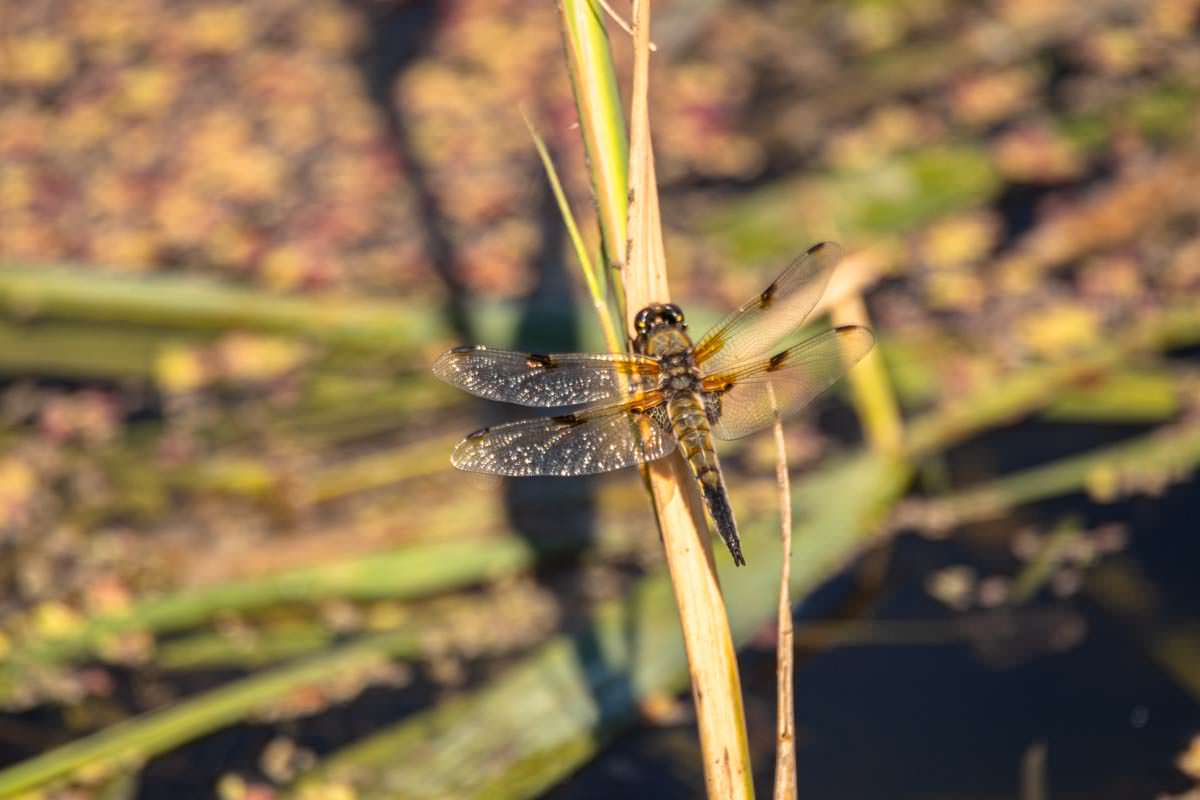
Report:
665,304,684,324
634,308,652,333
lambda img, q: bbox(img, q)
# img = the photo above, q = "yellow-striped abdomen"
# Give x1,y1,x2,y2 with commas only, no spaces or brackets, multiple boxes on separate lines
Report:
639,312,746,565
667,392,745,566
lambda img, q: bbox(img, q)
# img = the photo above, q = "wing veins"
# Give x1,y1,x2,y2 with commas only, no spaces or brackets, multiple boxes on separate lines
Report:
693,242,842,374
451,391,673,476
702,326,874,440
433,347,662,408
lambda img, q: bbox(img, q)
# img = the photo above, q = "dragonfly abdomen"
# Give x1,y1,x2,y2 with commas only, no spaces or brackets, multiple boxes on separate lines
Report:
667,393,746,566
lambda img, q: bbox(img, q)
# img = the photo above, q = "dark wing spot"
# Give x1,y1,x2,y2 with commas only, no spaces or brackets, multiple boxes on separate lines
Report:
466,426,490,440
767,351,789,371
551,413,584,427
451,344,483,354
526,353,556,369
807,241,830,255
758,281,778,308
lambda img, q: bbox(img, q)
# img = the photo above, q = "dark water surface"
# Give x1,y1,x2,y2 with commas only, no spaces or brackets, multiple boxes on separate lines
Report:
550,471,1200,800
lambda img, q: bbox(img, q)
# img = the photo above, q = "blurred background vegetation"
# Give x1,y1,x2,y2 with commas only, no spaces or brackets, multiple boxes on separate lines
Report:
1,0,1199,797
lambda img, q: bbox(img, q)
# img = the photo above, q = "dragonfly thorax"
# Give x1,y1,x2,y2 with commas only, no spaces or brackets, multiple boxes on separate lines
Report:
640,324,694,360
654,342,702,397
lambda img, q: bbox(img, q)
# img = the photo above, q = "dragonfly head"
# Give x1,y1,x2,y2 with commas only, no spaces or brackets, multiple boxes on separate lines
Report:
634,303,686,335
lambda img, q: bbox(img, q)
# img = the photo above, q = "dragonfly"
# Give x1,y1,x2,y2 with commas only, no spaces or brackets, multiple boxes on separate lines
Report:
432,242,874,566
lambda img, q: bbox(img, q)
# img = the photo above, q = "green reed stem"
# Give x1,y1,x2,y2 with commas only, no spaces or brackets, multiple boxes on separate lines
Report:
522,111,625,354
558,0,631,327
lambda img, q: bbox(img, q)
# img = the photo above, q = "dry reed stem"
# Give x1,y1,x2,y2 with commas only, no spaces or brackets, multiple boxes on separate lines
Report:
625,2,754,797
770,383,797,800
595,0,657,50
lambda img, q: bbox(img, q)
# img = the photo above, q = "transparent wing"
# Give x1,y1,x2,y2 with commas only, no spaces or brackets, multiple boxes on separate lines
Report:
432,346,661,407
692,242,842,376
702,325,874,440
450,394,674,476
